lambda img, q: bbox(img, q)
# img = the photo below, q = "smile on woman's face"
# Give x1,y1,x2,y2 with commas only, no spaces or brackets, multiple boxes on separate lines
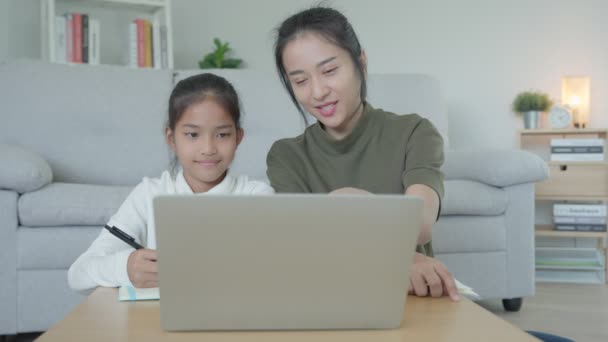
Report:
282,32,365,140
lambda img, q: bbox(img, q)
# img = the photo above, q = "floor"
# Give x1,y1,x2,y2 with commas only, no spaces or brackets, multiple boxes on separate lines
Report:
479,282,608,342
4,283,607,342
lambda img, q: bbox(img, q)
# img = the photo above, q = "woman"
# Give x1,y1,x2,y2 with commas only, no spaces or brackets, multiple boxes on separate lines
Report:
266,5,458,301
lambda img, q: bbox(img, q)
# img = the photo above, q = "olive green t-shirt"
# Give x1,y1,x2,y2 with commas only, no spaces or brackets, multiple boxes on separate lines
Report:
266,103,445,255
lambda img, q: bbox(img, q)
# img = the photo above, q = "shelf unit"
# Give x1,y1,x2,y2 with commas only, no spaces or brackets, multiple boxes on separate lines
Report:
40,0,173,68
520,128,608,284
535,225,608,239
535,247,605,283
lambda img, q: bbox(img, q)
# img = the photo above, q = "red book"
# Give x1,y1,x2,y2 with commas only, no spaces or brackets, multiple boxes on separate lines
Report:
135,19,145,68
72,13,82,63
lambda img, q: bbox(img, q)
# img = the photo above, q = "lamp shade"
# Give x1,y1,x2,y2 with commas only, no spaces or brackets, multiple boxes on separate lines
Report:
561,76,590,127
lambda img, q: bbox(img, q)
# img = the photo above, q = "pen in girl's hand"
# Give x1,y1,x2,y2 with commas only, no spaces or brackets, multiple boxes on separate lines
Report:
104,225,144,250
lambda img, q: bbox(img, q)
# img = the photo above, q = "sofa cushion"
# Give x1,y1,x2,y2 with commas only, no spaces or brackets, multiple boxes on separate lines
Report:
0,61,173,186
18,183,132,227
432,215,507,253
443,148,549,187
17,227,101,270
0,144,53,193
441,180,508,216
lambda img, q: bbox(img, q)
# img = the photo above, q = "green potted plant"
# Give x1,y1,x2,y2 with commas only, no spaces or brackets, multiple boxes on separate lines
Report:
512,91,553,129
198,38,243,69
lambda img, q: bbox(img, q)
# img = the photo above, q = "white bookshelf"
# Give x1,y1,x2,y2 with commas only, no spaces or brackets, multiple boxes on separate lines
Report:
40,0,173,68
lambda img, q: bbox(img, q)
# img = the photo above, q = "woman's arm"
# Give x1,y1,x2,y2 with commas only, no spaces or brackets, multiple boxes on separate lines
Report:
331,185,438,245
330,185,458,301
405,184,440,245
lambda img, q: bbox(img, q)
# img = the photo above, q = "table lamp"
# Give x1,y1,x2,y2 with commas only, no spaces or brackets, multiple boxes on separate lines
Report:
561,76,590,128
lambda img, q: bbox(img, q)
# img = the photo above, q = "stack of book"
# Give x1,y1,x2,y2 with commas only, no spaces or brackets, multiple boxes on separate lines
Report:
553,203,607,232
550,138,605,162
128,18,169,69
54,13,100,64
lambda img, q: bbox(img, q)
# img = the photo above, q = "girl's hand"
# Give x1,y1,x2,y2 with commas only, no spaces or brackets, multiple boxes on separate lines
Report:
127,249,158,288
408,252,460,301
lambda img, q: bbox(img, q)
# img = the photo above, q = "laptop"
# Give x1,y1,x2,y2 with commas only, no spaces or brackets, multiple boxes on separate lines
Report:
153,194,422,331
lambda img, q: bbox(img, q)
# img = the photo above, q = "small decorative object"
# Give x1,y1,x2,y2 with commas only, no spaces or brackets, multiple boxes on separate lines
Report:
562,76,590,128
548,105,573,129
512,91,553,129
198,38,243,69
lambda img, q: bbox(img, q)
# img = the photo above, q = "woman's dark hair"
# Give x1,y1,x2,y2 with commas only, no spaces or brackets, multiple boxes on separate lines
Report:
167,73,241,132
274,5,367,121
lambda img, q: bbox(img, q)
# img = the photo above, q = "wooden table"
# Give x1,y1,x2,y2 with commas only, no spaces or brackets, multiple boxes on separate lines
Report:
36,288,538,341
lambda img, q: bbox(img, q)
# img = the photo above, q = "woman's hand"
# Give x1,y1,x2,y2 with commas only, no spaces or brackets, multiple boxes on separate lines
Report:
409,252,459,301
127,249,158,288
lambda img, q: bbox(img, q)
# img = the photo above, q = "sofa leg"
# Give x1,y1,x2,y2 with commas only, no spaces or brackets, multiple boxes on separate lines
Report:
502,297,523,312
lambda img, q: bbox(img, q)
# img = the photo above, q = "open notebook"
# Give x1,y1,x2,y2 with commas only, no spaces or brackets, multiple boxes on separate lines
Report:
118,286,160,301
118,280,479,302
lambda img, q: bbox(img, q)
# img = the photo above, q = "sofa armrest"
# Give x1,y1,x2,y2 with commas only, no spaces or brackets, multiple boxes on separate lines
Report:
442,148,548,188
0,144,53,193
0,190,18,334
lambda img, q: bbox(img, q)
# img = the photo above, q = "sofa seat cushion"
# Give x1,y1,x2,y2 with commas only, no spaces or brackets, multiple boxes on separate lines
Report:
432,215,506,253
18,183,132,227
441,180,508,216
18,227,101,270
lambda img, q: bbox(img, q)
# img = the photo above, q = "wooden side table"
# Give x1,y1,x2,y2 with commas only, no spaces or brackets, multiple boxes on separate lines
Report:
520,128,608,284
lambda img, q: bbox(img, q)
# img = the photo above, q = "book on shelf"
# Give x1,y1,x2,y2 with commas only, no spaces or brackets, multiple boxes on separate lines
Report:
550,138,605,161
160,25,168,68
72,13,82,63
535,247,605,284
65,14,73,63
55,14,169,68
550,138,605,147
554,223,607,232
551,146,603,153
54,16,67,63
553,216,607,224
56,13,99,65
130,18,169,69
551,153,604,162
81,14,89,64
144,20,152,67
128,22,138,67
135,18,146,67
553,204,607,217
152,21,161,69
88,18,100,65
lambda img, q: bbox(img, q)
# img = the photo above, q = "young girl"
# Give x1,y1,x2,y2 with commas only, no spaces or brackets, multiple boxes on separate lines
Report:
266,6,459,301
68,73,274,292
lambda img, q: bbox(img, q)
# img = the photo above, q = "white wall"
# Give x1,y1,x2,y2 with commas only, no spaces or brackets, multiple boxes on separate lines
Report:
5,0,608,149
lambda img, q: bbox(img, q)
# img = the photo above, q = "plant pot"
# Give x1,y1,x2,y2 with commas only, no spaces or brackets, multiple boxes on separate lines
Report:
523,111,541,129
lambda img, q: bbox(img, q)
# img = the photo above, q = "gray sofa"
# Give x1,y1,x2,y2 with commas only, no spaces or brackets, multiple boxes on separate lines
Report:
0,60,548,335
